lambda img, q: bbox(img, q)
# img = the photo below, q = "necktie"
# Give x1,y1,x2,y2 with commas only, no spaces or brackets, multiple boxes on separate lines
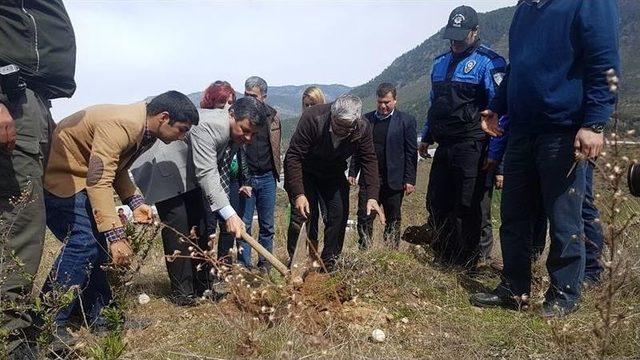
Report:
218,144,235,195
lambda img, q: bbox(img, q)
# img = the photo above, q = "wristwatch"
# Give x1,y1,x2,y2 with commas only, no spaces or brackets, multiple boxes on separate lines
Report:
584,124,605,134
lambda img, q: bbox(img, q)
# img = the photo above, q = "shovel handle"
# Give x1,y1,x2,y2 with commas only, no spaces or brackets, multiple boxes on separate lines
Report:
241,231,289,276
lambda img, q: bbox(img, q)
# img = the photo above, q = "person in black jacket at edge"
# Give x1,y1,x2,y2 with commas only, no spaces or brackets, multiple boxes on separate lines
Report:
0,1,76,359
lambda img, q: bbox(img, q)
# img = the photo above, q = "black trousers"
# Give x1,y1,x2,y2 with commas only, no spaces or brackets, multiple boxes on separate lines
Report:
426,140,486,267
155,188,210,297
200,179,244,265
287,175,350,270
479,171,495,260
357,183,404,249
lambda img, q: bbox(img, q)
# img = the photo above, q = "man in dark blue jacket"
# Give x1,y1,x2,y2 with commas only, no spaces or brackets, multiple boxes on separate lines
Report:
418,5,506,269
349,83,418,249
471,0,619,317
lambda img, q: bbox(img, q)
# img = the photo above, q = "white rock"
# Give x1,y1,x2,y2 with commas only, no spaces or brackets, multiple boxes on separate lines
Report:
371,329,386,342
138,293,151,305
401,317,409,324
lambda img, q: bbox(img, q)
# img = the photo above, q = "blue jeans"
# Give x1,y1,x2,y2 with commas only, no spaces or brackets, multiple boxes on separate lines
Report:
41,190,112,327
498,132,586,309
582,163,604,281
238,173,276,268
530,162,604,281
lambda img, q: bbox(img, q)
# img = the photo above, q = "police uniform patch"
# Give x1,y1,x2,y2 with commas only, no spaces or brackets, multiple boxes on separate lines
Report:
493,72,505,86
464,60,476,74
452,14,465,27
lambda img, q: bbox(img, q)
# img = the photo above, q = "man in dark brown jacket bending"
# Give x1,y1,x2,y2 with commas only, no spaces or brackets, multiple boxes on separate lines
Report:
284,94,384,271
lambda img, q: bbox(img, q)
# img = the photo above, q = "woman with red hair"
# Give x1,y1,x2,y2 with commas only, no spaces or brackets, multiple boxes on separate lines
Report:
200,81,236,110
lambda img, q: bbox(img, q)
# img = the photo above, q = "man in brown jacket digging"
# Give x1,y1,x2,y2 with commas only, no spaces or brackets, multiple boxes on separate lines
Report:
41,91,198,346
284,94,384,271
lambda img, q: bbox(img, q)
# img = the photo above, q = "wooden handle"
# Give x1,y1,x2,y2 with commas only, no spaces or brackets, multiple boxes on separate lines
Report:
241,231,289,276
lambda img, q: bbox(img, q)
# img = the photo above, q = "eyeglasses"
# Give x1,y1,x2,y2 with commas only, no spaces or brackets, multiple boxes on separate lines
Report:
331,117,357,136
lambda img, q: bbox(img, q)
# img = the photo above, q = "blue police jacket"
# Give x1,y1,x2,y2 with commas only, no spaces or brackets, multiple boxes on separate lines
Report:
420,42,506,146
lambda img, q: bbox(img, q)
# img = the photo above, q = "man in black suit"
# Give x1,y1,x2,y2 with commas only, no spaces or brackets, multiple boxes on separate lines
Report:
349,83,418,249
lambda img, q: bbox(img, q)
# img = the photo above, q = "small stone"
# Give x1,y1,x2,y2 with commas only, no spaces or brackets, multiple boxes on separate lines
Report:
401,317,409,324
371,329,386,342
138,293,151,305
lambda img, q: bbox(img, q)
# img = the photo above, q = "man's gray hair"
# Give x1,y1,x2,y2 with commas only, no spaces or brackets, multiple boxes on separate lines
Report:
245,76,268,95
330,94,362,123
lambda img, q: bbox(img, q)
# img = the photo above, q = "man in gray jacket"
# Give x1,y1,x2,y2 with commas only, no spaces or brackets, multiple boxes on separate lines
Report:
189,96,266,262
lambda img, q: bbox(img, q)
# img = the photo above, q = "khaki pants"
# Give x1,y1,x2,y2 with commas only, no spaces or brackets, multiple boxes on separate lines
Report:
0,89,54,352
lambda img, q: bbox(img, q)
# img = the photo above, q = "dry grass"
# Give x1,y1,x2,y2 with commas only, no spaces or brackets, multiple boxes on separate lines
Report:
31,160,640,359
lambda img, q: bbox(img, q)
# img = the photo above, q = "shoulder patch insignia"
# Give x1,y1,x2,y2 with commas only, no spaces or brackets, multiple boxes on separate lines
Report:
493,72,505,86
464,60,477,74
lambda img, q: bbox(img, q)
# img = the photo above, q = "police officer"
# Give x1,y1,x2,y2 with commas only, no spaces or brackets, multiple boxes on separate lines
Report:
418,5,506,270
0,1,76,358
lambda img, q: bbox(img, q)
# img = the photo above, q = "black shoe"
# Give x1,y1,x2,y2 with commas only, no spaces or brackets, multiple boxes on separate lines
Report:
540,302,579,318
48,326,77,356
470,292,523,310
8,341,39,360
169,294,198,307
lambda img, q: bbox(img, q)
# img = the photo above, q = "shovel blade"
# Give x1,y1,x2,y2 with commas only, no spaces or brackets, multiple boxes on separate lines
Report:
291,222,310,279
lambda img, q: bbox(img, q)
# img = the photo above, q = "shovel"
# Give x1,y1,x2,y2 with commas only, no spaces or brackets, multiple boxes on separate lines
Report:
240,230,289,276
290,222,313,281
240,222,312,284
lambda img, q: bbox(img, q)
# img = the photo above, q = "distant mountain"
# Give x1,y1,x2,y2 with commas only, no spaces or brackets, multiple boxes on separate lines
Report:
350,0,640,132
186,84,351,120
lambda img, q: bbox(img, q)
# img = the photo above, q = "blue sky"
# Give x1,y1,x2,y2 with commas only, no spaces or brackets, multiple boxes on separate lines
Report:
50,0,515,119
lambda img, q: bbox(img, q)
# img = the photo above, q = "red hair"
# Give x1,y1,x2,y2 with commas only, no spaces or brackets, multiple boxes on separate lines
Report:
200,81,236,109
